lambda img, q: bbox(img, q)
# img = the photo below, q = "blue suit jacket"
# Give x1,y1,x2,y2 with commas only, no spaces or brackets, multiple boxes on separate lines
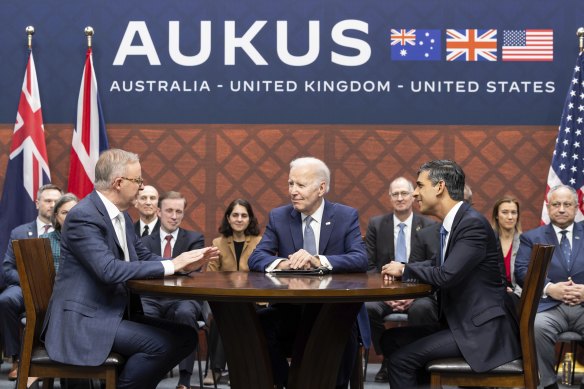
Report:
248,200,371,346
514,221,584,312
404,203,521,373
3,220,37,286
141,228,204,257
43,190,167,366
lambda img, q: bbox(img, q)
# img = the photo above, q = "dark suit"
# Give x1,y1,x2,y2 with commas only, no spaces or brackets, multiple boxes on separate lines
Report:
366,213,435,272
514,221,584,386
43,191,197,389
365,213,436,355
248,200,368,387
141,228,205,384
133,218,160,237
0,220,37,357
382,203,521,388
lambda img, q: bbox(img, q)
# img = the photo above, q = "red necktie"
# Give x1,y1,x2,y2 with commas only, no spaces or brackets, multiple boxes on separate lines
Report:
163,235,173,258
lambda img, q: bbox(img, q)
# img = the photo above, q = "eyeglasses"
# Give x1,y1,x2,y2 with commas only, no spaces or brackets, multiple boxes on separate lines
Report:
549,202,575,209
390,191,411,199
120,177,144,186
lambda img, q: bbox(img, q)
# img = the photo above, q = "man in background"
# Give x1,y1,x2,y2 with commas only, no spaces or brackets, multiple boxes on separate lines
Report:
0,184,62,380
134,185,160,237
365,176,435,382
141,190,206,389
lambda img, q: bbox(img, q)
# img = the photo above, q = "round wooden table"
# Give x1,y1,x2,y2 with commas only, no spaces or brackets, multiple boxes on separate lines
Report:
128,271,431,389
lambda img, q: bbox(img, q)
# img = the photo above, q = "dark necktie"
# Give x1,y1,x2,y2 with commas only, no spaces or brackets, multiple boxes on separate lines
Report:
163,235,173,258
395,223,407,263
142,225,149,237
303,216,317,255
43,224,51,234
439,225,448,265
560,230,572,267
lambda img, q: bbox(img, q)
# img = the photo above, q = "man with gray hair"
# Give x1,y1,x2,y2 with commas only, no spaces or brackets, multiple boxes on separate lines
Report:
43,149,219,389
515,184,584,389
365,176,436,382
249,156,368,389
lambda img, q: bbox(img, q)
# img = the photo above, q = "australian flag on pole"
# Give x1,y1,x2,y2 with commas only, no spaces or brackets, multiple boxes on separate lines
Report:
0,51,51,270
541,51,584,223
67,47,109,199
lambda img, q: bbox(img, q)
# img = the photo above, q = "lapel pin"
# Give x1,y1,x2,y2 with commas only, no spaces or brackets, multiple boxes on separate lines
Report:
326,221,331,226
576,236,580,240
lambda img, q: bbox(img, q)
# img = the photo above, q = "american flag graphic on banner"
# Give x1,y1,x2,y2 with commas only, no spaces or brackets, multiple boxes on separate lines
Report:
0,51,51,257
446,29,497,61
542,52,584,223
502,29,553,62
67,47,109,199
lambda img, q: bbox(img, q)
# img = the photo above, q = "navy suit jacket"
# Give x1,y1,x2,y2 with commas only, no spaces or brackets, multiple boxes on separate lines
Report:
514,221,584,312
366,212,436,272
142,228,204,257
43,190,167,366
409,223,440,264
248,200,367,273
248,200,370,346
403,203,521,373
3,220,38,286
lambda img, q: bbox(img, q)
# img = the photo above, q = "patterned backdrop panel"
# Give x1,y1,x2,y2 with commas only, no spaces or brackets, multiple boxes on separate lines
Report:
0,124,556,243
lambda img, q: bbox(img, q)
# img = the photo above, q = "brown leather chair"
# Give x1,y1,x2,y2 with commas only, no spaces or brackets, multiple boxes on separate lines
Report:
13,238,124,389
426,243,555,389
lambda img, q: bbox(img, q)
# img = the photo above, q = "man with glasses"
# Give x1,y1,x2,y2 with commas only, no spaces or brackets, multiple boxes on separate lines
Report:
364,176,436,382
515,184,584,389
133,185,160,237
43,149,219,389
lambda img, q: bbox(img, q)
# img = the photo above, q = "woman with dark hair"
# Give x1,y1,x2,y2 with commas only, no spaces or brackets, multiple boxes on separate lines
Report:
491,195,522,299
204,199,262,384
207,198,262,272
40,193,79,272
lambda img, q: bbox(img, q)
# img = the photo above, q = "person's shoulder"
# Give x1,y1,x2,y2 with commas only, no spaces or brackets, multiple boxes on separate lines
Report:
368,212,392,224
521,224,549,239
326,200,358,215
179,227,204,240
413,212,436,227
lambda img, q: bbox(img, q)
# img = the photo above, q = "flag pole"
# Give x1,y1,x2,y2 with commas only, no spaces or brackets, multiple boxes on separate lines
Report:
578,27,584,54
85,26,93,48
25,26,34,50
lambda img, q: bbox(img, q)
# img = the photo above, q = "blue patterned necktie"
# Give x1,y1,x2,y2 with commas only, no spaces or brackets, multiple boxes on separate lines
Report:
439,225,448,265
395,223,407,263
303,216,317,255
560,230,572,267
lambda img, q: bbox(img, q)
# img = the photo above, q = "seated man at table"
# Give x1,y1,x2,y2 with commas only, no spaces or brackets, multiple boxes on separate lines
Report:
248,156,368,389
42,149,219,389
380,160,520,388
141,190,205,389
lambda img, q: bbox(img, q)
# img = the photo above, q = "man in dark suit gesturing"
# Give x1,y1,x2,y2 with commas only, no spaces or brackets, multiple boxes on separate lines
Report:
248,156,368,389
141,190,205,389
381,160,520,388
515,185,584,389
365,176,435,382
43,149,218,389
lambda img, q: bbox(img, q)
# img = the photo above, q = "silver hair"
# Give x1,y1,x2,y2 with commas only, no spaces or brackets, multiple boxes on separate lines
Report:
389,177,414,193
290,157,330,193
546,184,578,204
94,149,140,191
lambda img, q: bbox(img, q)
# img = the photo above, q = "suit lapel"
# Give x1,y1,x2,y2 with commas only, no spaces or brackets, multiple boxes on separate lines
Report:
90,191,125,259
290,208,303,251
444,202,469,260
149,232,163,256
319,201,334,254
173,228,188,256
569,223,584,272
381,214,395,259
543,224,569,272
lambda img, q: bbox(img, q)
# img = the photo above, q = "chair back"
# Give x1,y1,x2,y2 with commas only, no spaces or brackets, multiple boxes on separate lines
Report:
13,238,56,349
515,243,555,388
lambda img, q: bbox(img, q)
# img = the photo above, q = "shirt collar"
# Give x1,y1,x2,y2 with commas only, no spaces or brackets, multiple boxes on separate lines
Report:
302,199,325,224
552,222,574,235
393,213,413,229
442,201,464,233
96,190,124,220
160,228,179,242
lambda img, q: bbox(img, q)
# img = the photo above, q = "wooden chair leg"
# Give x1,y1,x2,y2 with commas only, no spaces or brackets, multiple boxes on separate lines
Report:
430,373,442,389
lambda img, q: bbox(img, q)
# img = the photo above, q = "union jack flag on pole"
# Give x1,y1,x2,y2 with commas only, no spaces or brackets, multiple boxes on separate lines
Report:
67,46,109,199
541,52,584,223
0,50,51,258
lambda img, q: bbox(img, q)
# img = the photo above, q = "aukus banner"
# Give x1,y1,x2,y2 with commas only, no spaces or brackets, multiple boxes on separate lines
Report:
1,0,583,125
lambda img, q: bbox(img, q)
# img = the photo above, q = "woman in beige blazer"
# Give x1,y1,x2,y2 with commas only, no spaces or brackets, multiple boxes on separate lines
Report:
205,199,262,384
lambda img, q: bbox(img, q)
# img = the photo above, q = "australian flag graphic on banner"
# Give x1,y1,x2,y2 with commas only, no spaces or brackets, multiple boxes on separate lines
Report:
0,51,51,271
390,29,441,61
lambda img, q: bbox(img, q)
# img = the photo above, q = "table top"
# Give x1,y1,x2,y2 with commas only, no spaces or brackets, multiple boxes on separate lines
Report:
128,271,432,303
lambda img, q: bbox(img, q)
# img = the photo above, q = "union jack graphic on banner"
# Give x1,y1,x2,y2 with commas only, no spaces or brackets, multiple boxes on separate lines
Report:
446,29,497,61
67,47,109,199
0,51,51,257
390,29,416,46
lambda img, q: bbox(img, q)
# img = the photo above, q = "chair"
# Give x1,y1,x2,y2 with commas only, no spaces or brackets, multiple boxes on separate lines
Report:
554,331,584,385
426,243,555,389
362,312,408,379
13,238,124,389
